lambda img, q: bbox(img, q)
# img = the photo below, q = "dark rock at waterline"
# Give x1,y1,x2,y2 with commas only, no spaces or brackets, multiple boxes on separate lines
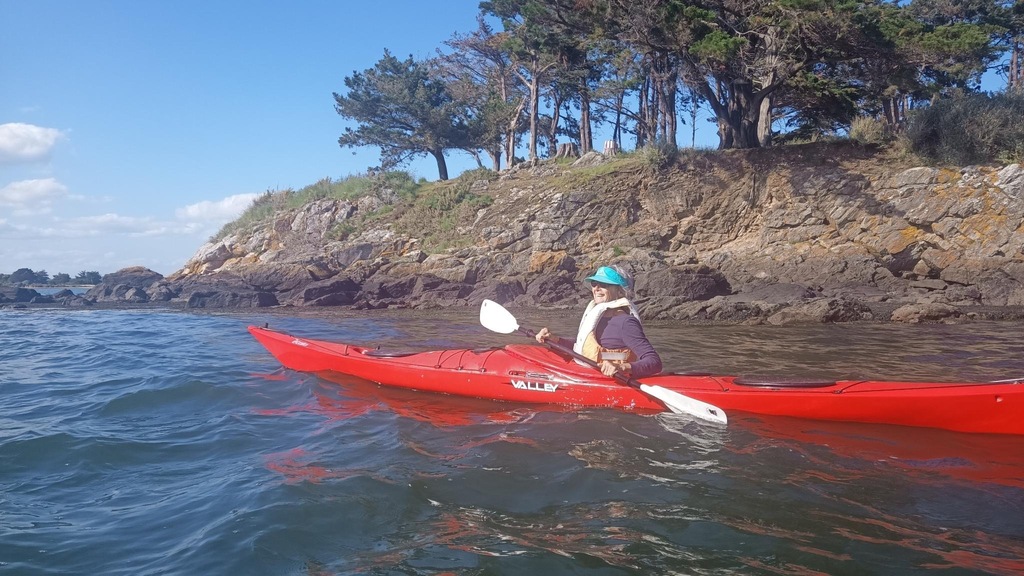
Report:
0,287,41,303
766,297,874,325
186,290,278,309
59,295,94,307
299,276,361,306
86,266,164,303
0,288,94,308
636,266,732,303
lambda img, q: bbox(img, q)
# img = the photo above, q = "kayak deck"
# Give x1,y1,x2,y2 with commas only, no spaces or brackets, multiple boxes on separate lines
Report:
248,325,1024,435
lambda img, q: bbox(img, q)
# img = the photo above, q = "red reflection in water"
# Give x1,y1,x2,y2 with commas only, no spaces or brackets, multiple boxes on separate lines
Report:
735,416,1024,489
424,504,646,568
310,370,569,428
250,368,547,425
726,417,1024,575
830,510,1024,576
263,448,359,484
254,369,570,485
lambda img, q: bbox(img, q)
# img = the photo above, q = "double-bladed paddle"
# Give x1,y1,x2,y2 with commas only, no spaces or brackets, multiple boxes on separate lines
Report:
479,299,728,426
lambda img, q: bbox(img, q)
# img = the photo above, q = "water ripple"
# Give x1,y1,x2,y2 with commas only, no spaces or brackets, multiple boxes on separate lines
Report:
2,309,1023,574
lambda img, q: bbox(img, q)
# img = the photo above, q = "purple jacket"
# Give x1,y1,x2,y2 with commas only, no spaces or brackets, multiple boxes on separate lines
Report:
558,313,663,378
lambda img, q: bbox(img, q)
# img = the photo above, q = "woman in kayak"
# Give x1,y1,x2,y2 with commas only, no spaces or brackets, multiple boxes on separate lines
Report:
535,265,663,378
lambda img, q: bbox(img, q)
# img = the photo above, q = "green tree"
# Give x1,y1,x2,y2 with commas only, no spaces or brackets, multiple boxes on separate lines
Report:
482,0,566,160
906,0,1004,91
845,0,1005,131
334,51,470,180
498,0,606,154
440,17,528,170
51,273,72,285
9,268,36,285
74,271,102,284
590,41,647,150
996,0,1024,91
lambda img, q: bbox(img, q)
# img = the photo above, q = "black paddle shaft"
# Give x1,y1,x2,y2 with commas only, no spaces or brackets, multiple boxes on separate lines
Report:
516,327,643,390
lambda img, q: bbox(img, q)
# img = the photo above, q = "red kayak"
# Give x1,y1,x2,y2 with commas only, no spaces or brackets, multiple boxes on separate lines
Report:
248,325,1024,435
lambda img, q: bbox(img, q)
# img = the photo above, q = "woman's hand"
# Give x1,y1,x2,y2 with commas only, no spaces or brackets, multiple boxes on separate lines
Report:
535,327,552,344
599,361,630,377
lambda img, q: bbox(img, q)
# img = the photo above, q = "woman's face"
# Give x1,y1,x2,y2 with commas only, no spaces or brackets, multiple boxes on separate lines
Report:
590,282,622,304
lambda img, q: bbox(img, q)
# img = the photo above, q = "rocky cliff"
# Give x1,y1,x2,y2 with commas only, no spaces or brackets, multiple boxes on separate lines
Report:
89,142,1024,324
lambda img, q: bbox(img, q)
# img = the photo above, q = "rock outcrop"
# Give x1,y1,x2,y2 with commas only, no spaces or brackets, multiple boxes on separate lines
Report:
80,143,1024,324
1,286,94,308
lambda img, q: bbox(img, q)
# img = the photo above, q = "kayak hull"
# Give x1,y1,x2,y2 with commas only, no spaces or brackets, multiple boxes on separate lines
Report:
248,325,1024,435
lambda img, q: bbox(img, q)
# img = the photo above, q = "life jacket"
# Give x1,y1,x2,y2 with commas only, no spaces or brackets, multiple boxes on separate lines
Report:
572,298,642,364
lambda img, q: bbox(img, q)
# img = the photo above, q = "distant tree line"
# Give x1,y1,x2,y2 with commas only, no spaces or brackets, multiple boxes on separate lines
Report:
333,0,1024,179
0,268,102,286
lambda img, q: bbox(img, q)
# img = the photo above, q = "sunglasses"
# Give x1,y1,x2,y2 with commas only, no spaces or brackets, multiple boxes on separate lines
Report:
591,282,618,289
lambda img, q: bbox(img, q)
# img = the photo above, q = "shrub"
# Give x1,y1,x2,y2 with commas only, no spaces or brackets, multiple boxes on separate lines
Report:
393,179,494,252
632,139,679,170
848,116,892,146
456,167,499,183
904,92,1024,165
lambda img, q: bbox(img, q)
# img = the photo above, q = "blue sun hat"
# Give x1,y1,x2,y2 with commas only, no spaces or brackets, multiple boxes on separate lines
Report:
585,266,630,288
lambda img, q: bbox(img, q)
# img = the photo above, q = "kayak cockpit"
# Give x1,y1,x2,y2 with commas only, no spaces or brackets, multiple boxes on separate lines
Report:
732,377,838,388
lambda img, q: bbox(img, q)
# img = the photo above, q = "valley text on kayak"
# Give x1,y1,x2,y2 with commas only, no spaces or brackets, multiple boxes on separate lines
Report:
511,379,559,393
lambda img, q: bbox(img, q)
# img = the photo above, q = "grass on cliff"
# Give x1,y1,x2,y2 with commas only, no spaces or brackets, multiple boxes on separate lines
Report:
211,171,423,242
209,168,499,253
390,168,497,252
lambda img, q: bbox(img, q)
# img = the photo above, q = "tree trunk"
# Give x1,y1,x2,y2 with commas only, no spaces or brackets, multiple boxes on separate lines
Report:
545,88,564,157
1011,38,1022,92
555,143,578,158
613,91,624,148
756,25,782,148
882,98,896,128
528,75,540,160
579,88,593,154
658,69,677,146
690,90,699,148
757,96,773,147
637,76,650,148
722,80,761,149
431,149,449,181
505,96,527,168
485,147,501,171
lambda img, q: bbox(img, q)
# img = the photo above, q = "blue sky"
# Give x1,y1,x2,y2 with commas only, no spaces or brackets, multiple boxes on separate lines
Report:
1,0,490,276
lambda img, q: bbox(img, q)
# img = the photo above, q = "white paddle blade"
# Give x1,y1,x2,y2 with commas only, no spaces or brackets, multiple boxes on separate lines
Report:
640,384,728,425
480,299,520,334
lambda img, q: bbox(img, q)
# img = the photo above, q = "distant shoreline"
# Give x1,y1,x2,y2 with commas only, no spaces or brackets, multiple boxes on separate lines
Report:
4,297,1024,327
3,285,97,290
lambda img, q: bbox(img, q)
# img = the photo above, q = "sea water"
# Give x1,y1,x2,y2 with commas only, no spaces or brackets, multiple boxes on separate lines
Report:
2,307,1023,575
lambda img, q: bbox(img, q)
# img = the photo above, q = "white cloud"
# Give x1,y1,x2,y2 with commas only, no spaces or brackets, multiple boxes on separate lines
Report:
68,213,158,234
0,213,198,241
0,178,68,215
1,191,257,274
175,193,258,222
0,123,66,164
